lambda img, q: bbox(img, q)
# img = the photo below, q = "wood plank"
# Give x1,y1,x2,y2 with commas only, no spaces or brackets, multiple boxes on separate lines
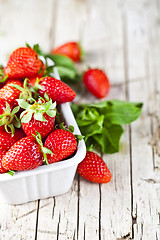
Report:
76,1,131,239
0,0,54,239
125,0,160,238
0,0,54,63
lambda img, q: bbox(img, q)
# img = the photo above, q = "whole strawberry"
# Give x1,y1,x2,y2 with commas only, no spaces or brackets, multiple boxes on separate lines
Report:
17,98,56,138
77,151,112,183
2,132,52,171
51,42,83,62
0,79,23,108
44,128,77,164
4,46,44,79
36,76,76,104
0,101,21,135
83,69,110,99
0,150,7,173
0,128,26,151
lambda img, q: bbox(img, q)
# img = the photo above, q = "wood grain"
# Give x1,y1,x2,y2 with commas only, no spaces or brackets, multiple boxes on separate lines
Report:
0,0,160,239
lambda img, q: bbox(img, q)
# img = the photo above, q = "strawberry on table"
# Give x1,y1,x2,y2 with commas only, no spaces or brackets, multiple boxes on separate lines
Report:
4,46,44,79
51,41,83,62
2,132,52,171
83,68,110,99
17,97,56,138
36,76,76,104
77,151,112,183
0,128,26,151
44,128,77,164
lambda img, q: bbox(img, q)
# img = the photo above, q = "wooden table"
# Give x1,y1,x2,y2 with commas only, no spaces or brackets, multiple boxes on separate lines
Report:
0,0,160,239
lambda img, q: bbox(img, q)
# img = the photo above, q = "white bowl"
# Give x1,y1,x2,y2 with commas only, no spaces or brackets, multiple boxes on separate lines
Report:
0,68,86,205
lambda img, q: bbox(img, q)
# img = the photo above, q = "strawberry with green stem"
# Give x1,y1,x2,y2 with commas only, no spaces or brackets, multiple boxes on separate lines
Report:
2,131,52,171
9,78,37,102
0,101,21,135
4,45,44,79
35,76,76,104
17,96,56,138
0,79,23,108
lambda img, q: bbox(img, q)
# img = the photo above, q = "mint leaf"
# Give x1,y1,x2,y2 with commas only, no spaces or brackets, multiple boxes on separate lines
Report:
46,54,80,83
71,100,143,154
47,54,76,70
105,100,143,125
93,124,124,153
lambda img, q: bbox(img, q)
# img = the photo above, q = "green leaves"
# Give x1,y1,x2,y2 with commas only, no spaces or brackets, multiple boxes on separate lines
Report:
46,54,80,83
32,131,52,165
18,97,57,123
71,99,143,154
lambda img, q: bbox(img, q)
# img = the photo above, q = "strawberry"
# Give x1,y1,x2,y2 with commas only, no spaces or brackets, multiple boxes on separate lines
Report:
4,47,44,79
51,42,83,62
36,76,76,104
44,129,77,164
0,150,7,173
0,128,26,151
17,98,56,138
0,101,21,134
2,132,52,171
0,79,23,108
77,151,112,183
83,69,110,99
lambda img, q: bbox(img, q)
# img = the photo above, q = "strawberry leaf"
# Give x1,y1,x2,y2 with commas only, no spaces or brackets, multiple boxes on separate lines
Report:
42,147,52,155
44,92,50,101
21,111,33,123
7,170,15,176
46,110,56,118
12,106,20,115
34,112,47,122
17,99,30,109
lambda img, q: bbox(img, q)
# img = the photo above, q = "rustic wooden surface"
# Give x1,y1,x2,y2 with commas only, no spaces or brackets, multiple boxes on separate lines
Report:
0,0,160,239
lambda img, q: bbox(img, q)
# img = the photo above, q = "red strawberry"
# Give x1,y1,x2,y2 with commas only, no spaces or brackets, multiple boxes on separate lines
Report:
2,135,44,171
51,42,83,62
0,101,21,134
4,47,44,79
37,76,76,104
83,69,110,99
18,98,56,138
77,151,112,183
44,129,77,164
0,79,23,108
0,150,7,173
0,128,26,151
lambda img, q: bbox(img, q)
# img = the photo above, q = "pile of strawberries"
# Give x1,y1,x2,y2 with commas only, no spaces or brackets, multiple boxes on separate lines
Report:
0,43,111,185
0,45,78,174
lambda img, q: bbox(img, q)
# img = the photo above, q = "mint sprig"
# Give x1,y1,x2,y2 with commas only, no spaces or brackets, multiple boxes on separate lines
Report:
71,100,143,154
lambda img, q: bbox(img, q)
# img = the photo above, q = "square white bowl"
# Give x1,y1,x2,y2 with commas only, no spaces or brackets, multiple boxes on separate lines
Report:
0,68,86,205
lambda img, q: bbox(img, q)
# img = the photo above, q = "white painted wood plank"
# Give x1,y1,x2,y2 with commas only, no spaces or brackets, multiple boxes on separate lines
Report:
36,180,78,240
0,0,54,63
74,1,131,239
0,201,38,240
0,0,54,239
125,0,160,238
